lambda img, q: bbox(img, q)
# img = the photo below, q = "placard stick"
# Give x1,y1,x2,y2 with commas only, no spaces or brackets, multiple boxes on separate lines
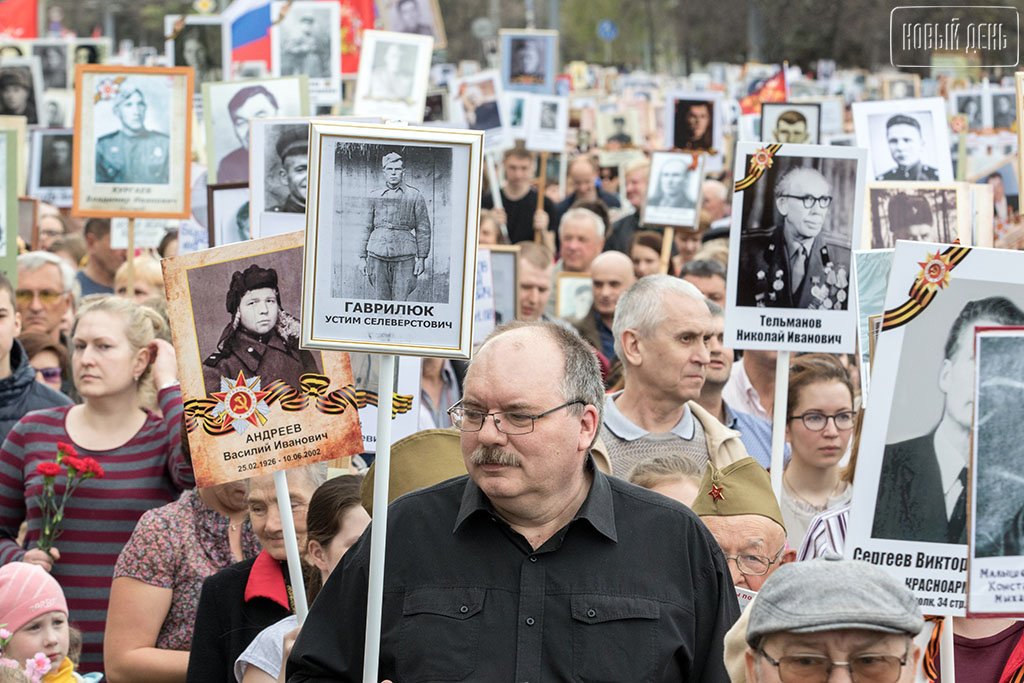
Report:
484,152,509,242
941,615,956,683
362,353,396,683
1015,72,1024,194
658,228,674,274
769,350,790,498
126,218,136,297
273,469,309,623
535,151,550,243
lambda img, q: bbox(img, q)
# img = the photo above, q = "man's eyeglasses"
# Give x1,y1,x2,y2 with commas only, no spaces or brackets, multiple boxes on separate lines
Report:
448,400,584,436
15,289,65,307
780,194,833,209
723,545,785,577
789,410,856,432
758,647,910,683
34,367,62,382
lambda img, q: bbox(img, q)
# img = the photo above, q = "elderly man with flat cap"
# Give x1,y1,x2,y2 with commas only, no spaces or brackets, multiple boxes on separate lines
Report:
203,263,319,395
730,556,924,683
358,151,432,301
95,83,169,184
269,127,308,213
878,114,938,181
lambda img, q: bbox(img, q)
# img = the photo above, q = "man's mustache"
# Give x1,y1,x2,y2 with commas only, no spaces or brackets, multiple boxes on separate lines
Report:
469,446,521,467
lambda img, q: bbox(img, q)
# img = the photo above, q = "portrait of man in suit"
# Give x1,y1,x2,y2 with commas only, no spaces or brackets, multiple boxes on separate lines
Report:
873,297,1024,544
736,165,851,310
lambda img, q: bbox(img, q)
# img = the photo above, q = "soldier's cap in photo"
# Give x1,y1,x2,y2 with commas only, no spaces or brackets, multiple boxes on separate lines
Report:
887,193,932,227
0,70,30,91
113,83,145,109
382,151,403,167
276,127,307,161
226,264,280,315
885,114,921,132
299,13,315,23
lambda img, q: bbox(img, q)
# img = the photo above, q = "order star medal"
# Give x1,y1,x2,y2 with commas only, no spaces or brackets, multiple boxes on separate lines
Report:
916,249,954,292
210,372,271,433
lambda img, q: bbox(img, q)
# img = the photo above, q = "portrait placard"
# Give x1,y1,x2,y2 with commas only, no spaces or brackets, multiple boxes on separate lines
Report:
555,271,592,321
250,117,313,238
0,56,43,125
70,38,111,67
202,76,310,185
472,248,496,346
41,89,73,127
664,91,724,172
270,1,341,106
951,90,985,132
31,39,70,90
852,97,954,182
110,218,174,249
852,249,893,405
163,15,224,94
725,142,867,354
499,29,558,95
881,73,921,100
506,92,527,139
423,89,449,124
353,30,433,123
990,87,1016,131
301,121,484,358
863,181,971,249
641,151,705,229
847,242,1024,616
0,130,15,280
967,327,1024,617
486,244,519,325
379,0,447,49
206,182,251,246
163,230,363,487
595,109,639,148
72,65,193,219
27,128,73,208
760,102,822,145
524,94,568,153
449,70,511,152
349,353,422,453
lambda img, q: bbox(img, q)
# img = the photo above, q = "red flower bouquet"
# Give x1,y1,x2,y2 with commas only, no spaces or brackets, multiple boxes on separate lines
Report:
34,443,104,554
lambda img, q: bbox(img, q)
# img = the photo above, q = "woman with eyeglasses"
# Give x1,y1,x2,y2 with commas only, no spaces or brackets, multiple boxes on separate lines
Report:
0,296,193,673
780,353,857,548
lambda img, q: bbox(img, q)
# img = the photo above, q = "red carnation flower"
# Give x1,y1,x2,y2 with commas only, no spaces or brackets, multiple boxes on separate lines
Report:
35,462,62,478
56,442,78,460
82,458,104,479
63,456,86,474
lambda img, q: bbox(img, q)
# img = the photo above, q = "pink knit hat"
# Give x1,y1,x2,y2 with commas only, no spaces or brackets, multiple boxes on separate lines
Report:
0,563,68,634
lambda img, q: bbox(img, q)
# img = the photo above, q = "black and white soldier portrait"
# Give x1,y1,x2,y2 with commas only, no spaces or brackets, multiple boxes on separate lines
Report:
38,133,72,188
266,125,307,214
992,91,1016,130
332,145,452,304
0,61,40,124
277,6,330,78
874,113,938,181
867,184,964,248
367,41,416,101
539,101,558,130
508,37,545,85
761,102,822,144
854,99,952,183
200,261,321,396
32,43,68,90
641,151,703,228
94,80,170,185
392,0,434,37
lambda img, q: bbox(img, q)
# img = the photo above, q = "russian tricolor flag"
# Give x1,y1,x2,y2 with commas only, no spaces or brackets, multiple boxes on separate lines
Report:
222,0,273,71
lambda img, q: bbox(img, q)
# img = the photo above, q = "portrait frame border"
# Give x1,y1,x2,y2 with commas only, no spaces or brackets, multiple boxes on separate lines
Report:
0,130,16,279
301,121,484,359
352,29,434,124
26,127,74,209
640,150,706,230
484,243,520,323
206,181,249,248
554,270,592,322
851,96,954,182
498,29,560,96
862,180,972,250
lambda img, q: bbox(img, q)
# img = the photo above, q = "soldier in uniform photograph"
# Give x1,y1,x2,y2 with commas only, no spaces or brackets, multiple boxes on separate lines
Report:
876,114,938,181
280,13,329,78
0,68,36,123
368,43,414,101
539,101,558,129
395,0,433,36
269,127,307,213
606,116,633,145
95,83,169,184
40,135,72,187
202,263,319,396
673,99,713,151
35,45,67,90
509,38,544,84
886,192,937,242
737,165,850,310
647,157,697,209
357,151,432,301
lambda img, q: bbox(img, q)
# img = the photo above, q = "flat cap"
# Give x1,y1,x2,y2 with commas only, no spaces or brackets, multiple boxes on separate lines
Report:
0,69,30,90
887,192,932,228
746,556,924,647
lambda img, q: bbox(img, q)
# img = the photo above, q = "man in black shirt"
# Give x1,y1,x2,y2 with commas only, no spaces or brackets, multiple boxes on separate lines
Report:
288,321,739,682
482,147,556,248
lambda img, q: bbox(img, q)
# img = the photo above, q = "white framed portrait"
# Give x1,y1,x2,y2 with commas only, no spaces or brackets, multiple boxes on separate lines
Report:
863,181,971,249
760,102,822,145
31,39,71,90
664,90,724,172
852,97,954,182
641,151,705,229
27,128,73,208
483,244,520,325
595,109,639,148
524,95,568,153
270,1,341,106
353,30,433,123
990,88,1016,131
505,92,528,139
70,38,111,67
201,75,310,184
0,56,43,125
301,121,484,358
555,272,592,321
164,15,224,95
41,88,73,128
499,29,558,95
249,117,311,238
725,142,867,354
73,65,193,219
206,182,251,246
846,242,1024,616
449,69,511,152
880,73,921,100
379,0,447,49
423,88,449,124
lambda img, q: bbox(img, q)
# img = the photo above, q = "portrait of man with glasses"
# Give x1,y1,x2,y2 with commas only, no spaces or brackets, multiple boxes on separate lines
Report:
737,164,852,310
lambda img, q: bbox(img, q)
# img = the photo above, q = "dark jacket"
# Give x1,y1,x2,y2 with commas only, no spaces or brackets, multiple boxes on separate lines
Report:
872,432,953,543
0,340,71,437
187,552,293,683
203,320,320,397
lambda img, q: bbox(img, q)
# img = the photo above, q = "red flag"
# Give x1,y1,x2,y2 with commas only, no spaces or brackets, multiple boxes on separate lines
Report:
0,0,38,39
739,69,788,115
340,0,375,75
